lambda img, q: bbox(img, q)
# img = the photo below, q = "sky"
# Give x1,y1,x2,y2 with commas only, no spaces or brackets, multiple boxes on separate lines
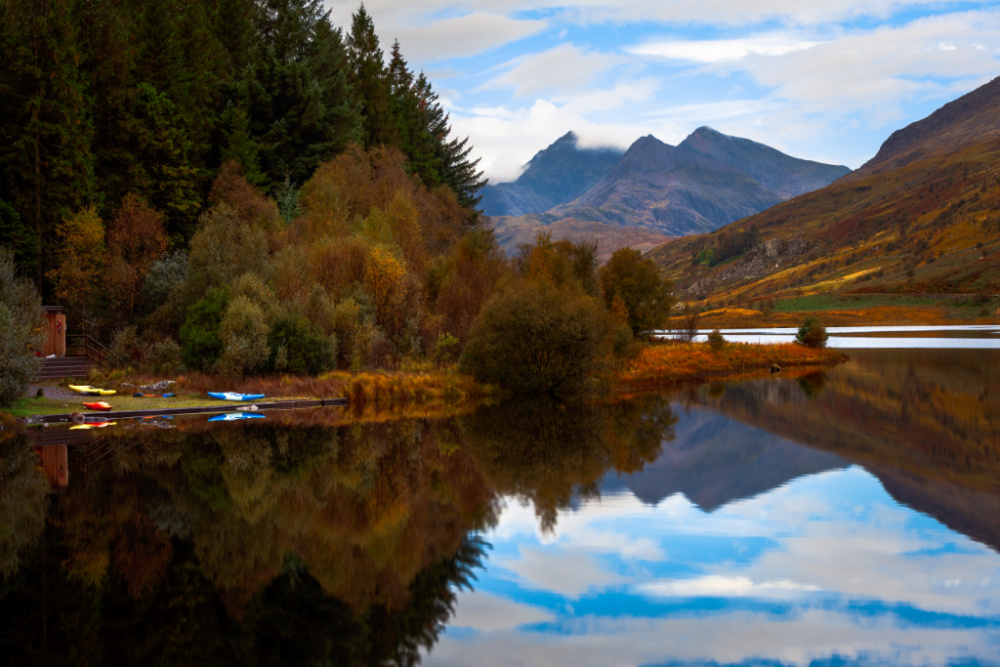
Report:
324,1,1000,184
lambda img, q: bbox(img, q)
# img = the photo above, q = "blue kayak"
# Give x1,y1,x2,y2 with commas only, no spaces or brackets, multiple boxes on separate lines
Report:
208,412,266,422
208,391,266,401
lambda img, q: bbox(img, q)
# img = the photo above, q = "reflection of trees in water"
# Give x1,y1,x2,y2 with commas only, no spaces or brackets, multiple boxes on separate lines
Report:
462,395,676,531
0,418,496,665
0,432,48,578
0,394,678,662
0,523,489,666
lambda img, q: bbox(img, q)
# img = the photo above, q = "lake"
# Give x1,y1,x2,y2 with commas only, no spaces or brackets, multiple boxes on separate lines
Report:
1,334,998,666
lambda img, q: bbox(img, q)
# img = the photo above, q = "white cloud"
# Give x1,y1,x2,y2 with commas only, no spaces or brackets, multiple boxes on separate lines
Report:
390,13,548,62
484,44,627,97
629,34,824,63
687,11,1000,113
330,1,995,30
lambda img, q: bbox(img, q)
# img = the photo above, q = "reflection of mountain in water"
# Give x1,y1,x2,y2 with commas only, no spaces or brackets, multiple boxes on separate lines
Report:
867,466,1000,553
694,348,1000,553
603,407,847,511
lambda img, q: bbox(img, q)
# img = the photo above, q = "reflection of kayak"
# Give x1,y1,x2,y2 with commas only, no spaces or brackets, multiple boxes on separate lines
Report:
208,412,266,422
82,401,113,411
69,421,116,430
69,385,116,396
208,391,266,401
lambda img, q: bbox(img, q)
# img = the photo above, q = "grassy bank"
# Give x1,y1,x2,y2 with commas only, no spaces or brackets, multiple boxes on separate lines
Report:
5,363,495,419
5,344,844,420
615,342,846,391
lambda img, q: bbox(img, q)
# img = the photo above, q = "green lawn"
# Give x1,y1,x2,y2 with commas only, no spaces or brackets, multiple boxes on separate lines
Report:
775,293,948,313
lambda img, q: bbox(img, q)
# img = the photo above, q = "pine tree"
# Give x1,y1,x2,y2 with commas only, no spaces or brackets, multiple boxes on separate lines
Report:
235,0,360,190
347,4,395,148
0,0,95,287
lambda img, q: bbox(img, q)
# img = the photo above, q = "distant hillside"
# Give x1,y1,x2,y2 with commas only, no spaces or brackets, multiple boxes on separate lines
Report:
647,77,1000,302
491,128,850,251
491,215,673,262
479,132,624,217
844,76,1000,181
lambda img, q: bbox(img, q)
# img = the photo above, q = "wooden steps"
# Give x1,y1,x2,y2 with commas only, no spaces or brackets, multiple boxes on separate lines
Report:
36,356,100,380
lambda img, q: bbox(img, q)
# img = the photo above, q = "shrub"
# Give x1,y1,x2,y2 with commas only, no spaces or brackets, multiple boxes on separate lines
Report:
179,286,229,370
218,295,271,376
461,280,611,396
795,318,829,348
0,249,44,407
266,315,336,376
707,329,726,352
108,326,141,368
148,338,183,375
434,332,460,367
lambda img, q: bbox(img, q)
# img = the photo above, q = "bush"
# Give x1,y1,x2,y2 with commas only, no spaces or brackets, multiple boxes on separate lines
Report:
179,286,229,370
266,315,336,376
795,318,829,348
148,338,183,375
461,280,611,396
218,295,271,376
434,332,460,367
108,326,142,368
707,329,726,352
0,249,44,407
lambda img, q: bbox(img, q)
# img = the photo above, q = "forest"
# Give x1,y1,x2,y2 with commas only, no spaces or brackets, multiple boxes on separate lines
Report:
0,0,675,396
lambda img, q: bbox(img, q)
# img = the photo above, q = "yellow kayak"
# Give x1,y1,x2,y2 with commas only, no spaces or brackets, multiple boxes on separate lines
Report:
70,421,116,430
69,385,117,396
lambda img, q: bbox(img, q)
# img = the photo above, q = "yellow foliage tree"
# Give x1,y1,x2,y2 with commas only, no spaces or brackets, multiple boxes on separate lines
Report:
50,205,106,335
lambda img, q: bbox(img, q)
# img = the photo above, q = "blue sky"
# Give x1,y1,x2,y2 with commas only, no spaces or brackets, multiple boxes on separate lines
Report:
325,1,1000,183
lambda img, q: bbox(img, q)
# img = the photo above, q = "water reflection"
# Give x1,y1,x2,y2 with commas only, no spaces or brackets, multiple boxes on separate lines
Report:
2,348,999,665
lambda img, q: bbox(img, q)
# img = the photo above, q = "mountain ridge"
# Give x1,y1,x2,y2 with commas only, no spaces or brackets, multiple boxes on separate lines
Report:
488,127,851,249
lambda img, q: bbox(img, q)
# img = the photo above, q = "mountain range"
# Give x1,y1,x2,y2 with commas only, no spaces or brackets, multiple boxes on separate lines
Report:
479,132,624,218
485,127,850,254
648,75,1000,301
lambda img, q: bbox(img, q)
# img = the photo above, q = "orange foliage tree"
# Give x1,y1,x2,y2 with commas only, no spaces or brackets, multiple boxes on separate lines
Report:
106,193,168,326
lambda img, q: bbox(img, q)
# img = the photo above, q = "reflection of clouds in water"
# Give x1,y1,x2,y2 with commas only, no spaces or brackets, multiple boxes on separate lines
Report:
439,466,1000,666
495,547,633,598
447,591,553,632
432,611,1000,667
637,574,819,598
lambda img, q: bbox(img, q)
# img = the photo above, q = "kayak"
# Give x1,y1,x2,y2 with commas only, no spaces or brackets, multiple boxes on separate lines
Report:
69,421,116,430
82,401,113,411
208,391,266,401
69,385,116,396
133,392,175,398
208,412,266,422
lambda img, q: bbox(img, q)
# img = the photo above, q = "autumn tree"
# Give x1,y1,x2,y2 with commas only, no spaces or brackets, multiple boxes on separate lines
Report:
599,247,675,336
461,279,612,396
106,194,168,327
50,206,106,336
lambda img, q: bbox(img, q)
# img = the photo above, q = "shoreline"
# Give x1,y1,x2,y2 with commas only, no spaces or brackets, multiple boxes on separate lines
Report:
5,341,845,422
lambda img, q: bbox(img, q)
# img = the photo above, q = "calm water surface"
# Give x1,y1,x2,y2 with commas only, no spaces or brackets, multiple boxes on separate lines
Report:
1,341,998,666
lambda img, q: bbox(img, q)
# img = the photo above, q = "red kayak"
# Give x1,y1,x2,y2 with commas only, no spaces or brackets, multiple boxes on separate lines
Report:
82,401,113,411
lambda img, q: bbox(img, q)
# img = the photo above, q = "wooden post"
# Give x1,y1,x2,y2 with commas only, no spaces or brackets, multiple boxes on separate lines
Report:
42,305,66,357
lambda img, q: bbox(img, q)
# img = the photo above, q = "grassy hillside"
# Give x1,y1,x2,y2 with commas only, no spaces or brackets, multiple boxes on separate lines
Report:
649,137,1000,318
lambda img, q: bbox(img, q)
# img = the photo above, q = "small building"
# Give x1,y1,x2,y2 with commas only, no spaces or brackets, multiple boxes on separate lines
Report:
42,305,66,357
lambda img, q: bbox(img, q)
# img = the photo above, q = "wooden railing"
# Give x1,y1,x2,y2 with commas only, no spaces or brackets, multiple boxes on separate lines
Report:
65,334,111,368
